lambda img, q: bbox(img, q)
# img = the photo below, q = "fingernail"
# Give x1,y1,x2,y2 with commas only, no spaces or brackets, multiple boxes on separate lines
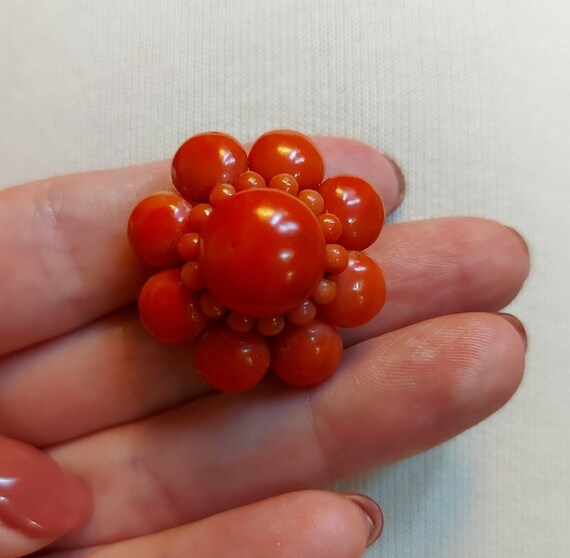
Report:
344,493,384,548
506,227,529,258
0,437,93,539
497,313,527,350
386,156,406,210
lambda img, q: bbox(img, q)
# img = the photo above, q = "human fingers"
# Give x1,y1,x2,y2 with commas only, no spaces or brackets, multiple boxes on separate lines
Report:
0,218,528,447
0,437,92,558
0,136,403,355
48,312,524,548
41,491,381,558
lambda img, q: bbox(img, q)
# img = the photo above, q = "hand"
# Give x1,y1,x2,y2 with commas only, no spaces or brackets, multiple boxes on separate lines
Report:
0,137,529,558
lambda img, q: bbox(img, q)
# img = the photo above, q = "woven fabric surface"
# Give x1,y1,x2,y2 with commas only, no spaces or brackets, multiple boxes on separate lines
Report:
1,1,569,556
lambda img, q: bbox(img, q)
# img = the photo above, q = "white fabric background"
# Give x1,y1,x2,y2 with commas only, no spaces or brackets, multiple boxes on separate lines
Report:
1,1,569,556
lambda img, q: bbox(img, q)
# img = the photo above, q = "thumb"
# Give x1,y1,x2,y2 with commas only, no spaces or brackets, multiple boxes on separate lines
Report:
0,437,92,558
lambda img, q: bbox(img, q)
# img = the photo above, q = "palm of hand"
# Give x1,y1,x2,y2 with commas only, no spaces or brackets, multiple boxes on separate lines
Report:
0,137,528,558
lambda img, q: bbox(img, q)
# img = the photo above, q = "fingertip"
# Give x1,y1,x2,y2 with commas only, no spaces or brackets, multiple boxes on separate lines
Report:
505,226,530,259
452,313,526,416
296,491,381,556
385,153,406,210
497,313,528,351
249,490,378,556
491,313,527,401
342,493,384,548
311,135,405,214
0,437,93,556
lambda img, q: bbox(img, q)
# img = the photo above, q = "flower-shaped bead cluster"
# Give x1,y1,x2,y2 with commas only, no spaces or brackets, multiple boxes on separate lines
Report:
128,130,386,392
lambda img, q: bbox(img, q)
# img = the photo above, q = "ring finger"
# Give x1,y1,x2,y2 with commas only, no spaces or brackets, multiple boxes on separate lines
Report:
49,311,525,549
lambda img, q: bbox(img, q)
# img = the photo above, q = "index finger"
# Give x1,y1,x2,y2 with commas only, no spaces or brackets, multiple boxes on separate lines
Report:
0,137,404,355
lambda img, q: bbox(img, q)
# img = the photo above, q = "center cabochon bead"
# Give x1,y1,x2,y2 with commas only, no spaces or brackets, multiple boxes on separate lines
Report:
199,188,327,317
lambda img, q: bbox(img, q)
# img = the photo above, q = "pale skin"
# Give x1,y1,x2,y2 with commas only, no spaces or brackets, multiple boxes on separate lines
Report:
0,136,529,557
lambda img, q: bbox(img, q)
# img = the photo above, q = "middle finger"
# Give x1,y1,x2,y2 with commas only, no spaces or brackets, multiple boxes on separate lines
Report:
0,217,528,447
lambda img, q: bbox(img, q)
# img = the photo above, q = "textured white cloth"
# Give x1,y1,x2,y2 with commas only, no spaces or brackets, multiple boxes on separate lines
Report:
1,1,569,556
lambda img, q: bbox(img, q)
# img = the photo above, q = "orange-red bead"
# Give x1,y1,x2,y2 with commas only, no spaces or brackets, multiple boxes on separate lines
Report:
234,171,266,192
298,189,324,215
325,244,349,274
317,213,342,243
313,278,337,305
188,203,213,232
128,192,192,268
195,326,270,392
181,261,205,291
177,232,201,261
138,269,207,344
226,312,254,333
268,173,299,196
256,315,286,336
209,183,236,206
286,299,317,326
319,176,384,250
319,252,386,327
199,189,326,317
271,320,343,388
171,132,247,203
248,130,324,190
199,291,227,319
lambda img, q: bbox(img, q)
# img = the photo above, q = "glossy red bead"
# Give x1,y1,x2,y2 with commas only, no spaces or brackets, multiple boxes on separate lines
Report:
298,189,325,215
318,251,386,327
138,269,208,344
172,132,248,203
269,173,299,196
181,261,205,291
319,175,384,250
271,320,343,388
177,232,201,262
317,213,342,243
256,315,286,337
199,291,227,319
325,244,349,274
248,130,325,190
286,299,317,326
209,183,236,206
312,278,337,305
188,203,213,232
226,312,254,333
195,326,270,392
234,171,266,192
199,189,326,317
128,192,192,268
